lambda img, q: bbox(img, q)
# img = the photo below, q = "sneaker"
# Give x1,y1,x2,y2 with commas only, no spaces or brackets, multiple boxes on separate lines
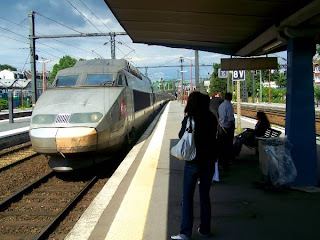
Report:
197,228,211,238
171,234,190,240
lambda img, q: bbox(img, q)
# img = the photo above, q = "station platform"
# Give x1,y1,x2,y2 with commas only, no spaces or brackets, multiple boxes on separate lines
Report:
64,101,320,240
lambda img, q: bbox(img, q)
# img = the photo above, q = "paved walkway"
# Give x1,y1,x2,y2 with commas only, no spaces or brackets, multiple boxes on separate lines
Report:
64,101,320,240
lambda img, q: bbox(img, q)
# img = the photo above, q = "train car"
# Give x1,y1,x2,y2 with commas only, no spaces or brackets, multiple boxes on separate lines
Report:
29,59,172,171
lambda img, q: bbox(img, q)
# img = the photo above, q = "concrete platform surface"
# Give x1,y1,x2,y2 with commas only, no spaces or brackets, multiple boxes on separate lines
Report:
64,101,320,240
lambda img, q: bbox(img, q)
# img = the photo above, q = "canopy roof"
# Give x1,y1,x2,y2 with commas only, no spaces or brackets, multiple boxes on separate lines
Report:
104,0,320,56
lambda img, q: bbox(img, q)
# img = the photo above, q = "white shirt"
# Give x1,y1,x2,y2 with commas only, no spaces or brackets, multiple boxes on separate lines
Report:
218,100,235,128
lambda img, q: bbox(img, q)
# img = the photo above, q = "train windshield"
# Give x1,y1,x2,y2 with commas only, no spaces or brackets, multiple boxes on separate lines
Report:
56,75,79,87
84,74,114,86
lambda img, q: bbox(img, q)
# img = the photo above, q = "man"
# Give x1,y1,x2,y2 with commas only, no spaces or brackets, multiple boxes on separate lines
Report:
209,92,223,119
218,92,235,171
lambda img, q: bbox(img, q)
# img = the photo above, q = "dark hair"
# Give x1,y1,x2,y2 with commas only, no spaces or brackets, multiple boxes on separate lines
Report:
257,111,270,126
184,92,210,117
225,92,232,101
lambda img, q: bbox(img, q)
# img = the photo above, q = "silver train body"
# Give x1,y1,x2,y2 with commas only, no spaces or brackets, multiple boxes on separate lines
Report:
29,59,172,171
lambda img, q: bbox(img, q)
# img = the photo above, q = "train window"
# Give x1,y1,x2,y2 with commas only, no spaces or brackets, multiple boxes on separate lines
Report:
118,75,123,85
56,75,79,87
84,74,114,86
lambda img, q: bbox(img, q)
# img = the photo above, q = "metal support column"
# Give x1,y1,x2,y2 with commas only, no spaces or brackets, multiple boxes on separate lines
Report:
195,50,200,90
111,33,116,59
252,71,255,103
8,90,14,123
286,38,318,186
259,70,262,102
236,81,241,133
29,11,37,106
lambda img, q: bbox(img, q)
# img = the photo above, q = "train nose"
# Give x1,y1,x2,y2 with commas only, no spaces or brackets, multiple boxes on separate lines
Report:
30,127,97,153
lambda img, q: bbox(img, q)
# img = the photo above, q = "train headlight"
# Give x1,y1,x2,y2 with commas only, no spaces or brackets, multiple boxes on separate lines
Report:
69,112,103,123
32,114,56,124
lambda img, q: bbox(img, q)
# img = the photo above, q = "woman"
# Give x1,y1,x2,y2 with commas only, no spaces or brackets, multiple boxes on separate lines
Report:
233,111,270,157
172,92,218,240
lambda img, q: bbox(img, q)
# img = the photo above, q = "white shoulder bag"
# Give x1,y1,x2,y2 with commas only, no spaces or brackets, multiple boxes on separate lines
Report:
171,117,196,161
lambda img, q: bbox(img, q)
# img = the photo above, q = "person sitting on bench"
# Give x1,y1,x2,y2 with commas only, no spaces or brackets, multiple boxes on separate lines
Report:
233,111,270,157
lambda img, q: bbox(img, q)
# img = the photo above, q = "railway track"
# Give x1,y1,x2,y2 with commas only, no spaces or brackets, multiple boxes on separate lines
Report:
237,104,320,135
0,172,98,240
0,143,38,171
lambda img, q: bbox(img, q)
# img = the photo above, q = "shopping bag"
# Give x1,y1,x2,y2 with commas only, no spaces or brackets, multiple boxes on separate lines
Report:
212,161,219,182
171,117,196,161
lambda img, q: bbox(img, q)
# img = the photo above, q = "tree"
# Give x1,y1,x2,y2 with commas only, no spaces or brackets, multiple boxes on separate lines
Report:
209,63,227,96
314,86,320,106
275,72,287,88
49,56,77,83
0,64,17,71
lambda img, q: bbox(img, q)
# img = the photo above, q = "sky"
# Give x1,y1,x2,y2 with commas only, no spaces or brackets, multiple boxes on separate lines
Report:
0,0,287,82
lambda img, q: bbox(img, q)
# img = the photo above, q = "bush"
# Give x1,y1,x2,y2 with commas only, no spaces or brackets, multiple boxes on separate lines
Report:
0,99,8,110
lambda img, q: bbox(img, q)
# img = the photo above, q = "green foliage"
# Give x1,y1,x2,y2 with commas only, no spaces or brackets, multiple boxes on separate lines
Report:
262,87,286,103
49,56,77,83
0,99,8,110
0,64,17,71
314,86,320,104
316,44,320,54
209,63,228,96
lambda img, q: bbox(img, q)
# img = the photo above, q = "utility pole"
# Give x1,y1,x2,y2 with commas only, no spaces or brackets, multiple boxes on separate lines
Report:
195,50,200,91
260,70,262,102
237,80,241,133
180,57,184,103
252,71,255,103
29,12,127,102
110,32,116,59
145,67,148,77
38,59,50,93
268,69,271,103
29,11,37,106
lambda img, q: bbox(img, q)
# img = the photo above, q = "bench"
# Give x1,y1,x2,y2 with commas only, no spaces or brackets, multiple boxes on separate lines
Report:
244,128,282,151
263,128,282,138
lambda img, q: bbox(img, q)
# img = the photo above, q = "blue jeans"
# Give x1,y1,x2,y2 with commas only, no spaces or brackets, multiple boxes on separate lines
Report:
180,161,215,237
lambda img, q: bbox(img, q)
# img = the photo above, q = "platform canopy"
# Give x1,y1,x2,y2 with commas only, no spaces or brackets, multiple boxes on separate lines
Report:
104,0,320,57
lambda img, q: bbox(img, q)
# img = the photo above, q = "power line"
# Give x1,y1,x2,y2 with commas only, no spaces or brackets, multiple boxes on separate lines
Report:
0,16,96,57
0,25,29,40
77,0,114,33
22,53,31,71
35,11,83,34
65,0,103,33
36,48,60,59
0,34,29,45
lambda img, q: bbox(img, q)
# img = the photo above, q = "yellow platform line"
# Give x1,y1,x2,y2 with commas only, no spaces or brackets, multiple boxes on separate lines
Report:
105,102,170,240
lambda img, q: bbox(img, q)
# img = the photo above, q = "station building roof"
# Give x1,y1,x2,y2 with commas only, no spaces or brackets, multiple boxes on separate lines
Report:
104,0,320,57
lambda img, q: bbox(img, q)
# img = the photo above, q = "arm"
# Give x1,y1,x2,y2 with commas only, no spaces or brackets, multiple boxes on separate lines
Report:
178,116,188,139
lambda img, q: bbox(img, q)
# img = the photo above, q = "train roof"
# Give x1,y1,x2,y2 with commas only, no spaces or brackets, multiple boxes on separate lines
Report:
57,59,142,77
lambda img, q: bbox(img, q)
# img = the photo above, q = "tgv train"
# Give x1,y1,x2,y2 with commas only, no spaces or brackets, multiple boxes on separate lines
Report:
29,59,172,171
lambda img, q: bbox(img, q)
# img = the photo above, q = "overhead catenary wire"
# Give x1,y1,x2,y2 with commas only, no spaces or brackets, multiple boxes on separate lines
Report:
65,0,103,34
34,11,83,34
0,16,96,57
0,23,82,59
77,0,114,33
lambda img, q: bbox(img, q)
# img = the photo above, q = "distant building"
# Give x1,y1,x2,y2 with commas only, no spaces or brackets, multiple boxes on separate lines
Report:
0,69,51,102
314,54,320,86
262,81,279,88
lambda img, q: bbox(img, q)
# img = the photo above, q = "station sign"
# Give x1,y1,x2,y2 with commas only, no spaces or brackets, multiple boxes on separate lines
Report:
232,70,246,81
218,69,228,78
